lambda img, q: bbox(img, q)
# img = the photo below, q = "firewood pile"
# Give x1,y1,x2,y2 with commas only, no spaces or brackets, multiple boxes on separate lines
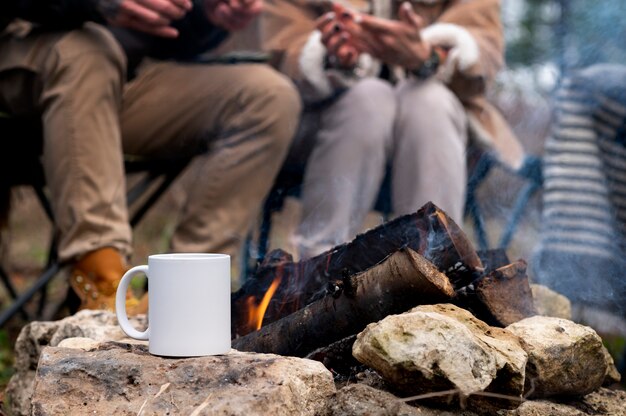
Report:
232,202,536,355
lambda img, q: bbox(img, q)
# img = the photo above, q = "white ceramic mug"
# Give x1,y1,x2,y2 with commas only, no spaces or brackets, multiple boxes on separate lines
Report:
116,253,231,357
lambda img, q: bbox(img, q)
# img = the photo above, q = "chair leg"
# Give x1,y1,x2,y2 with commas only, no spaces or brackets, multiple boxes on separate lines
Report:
36,234,59,319
498,182,541,250
465,153,495,251
0,262,60,327
0,265,30,321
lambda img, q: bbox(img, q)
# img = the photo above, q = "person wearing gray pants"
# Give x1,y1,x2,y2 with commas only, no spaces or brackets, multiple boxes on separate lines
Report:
261,0,522,258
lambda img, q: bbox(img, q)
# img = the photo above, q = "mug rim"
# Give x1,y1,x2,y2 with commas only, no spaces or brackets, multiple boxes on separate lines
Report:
148,253,230,261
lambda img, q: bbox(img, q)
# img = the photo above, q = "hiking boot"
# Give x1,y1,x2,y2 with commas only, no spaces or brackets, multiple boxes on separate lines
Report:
69,247,147,315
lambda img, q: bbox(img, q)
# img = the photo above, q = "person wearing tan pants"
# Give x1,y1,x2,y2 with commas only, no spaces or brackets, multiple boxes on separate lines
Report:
0,0,301,311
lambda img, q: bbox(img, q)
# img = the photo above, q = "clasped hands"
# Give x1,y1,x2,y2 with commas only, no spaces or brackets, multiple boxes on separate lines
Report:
103,0,262,38
317,2,432,71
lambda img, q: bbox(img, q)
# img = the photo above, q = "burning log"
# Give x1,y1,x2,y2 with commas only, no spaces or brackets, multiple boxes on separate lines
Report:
475,260,537,326
233,202,482,336
477,249,511,273
456,260,537,327
232,248,455,357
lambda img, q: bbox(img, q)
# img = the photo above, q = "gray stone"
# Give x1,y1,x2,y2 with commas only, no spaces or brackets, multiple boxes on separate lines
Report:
497,388,626,416
31,341,335,415
320,384,480,416
572,388,626,415
530,284,571,320
506,316,607,398
352,304,527,411
497,400,586,416
320,384,423,416
601,346,621,386
6,310,146,416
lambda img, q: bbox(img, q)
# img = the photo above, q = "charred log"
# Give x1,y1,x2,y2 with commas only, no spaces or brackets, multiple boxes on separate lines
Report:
477,249,511,273
232,248,454,356
456,260,536,327
306,335,362,382
233,202,482,336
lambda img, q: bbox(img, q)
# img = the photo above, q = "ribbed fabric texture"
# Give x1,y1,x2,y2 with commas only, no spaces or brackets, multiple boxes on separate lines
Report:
533,64,626,312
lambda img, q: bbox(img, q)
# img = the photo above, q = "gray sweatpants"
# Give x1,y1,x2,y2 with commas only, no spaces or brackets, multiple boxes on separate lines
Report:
290,77,468,258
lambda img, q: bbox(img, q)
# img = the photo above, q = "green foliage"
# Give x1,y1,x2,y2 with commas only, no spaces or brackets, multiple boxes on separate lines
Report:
505,0,626,70
505,0,562,67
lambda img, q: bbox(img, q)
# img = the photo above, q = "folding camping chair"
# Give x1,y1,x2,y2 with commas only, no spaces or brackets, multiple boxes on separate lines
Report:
249,145,543,274
0,114,189,327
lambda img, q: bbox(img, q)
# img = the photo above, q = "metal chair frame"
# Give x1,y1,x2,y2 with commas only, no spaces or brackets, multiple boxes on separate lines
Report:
249,149,543,273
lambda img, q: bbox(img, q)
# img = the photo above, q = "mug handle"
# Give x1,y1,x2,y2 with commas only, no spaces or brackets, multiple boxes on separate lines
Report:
116,265,149,340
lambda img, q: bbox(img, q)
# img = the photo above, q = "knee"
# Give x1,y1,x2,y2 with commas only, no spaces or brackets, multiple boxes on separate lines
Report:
398,80,461,117
238,66,302,150
322,78,396,152
340,78,396,121
45,24,126,86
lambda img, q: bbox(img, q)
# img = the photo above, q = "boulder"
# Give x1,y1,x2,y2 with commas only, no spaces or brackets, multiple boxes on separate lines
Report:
506,316,607,398
320,384,481,416
319,384,423,416
352,304,527,411
530,284,571,320
497,388,626,416
497,400,586,416
31,341,335,415
5,310,147,416
601,345,621,386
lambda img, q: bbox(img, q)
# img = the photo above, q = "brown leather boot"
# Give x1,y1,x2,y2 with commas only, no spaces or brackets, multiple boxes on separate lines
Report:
69,247,147,314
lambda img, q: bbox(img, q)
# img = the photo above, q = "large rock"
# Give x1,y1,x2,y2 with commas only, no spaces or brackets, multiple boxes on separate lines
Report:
352,304,528,411
320,384,481,416
497,388,626,416
601,345,622,386
6,310,147,416
319,384,423,416
530,284,571,320
506,316,607,398
32,341,335,415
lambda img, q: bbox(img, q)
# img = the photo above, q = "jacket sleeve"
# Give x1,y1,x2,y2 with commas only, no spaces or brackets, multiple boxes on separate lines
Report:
261,0,378,103
422,0,504,101
4,0,104,29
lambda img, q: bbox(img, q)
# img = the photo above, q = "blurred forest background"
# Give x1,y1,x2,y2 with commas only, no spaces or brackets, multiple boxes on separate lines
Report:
504,0,626,89
1,0,626,390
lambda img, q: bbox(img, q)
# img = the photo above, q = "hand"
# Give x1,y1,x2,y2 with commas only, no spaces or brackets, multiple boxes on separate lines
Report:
343,2,431,70
101,0,193,38
204,0,263,31
315,4,360,69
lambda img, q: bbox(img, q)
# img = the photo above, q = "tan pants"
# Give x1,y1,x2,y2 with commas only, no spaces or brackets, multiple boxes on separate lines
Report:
0,24,301,263
292,77,467,257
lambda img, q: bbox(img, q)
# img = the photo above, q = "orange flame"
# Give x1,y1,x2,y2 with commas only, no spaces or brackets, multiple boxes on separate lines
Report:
245,275,281,332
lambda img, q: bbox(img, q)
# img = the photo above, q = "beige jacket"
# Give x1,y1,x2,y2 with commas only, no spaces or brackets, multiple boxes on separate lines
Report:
232,0,524,168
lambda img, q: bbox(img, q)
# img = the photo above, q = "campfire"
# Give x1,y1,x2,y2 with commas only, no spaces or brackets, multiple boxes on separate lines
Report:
6,202,623,415
225,202,621,413
232,202,535,354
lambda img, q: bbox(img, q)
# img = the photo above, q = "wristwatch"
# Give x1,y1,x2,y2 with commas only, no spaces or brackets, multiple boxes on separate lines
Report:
410,47,441,80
